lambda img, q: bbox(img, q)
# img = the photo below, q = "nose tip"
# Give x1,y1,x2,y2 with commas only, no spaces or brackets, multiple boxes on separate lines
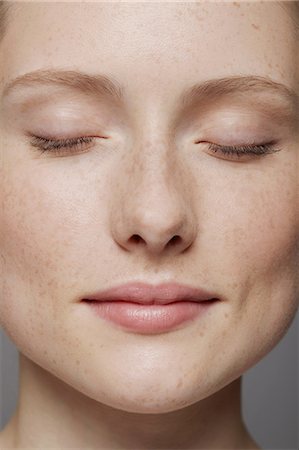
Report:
113,206,196,257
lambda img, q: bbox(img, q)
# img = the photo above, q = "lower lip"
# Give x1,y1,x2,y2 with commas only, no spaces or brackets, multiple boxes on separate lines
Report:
82,300,218,334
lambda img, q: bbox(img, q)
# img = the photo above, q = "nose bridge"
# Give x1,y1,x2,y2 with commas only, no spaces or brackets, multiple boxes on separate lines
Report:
128,98,183,190
132,133,176,188
127,128,186,217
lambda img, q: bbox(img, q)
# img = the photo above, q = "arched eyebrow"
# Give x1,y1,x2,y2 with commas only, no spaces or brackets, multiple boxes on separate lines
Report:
2,69,124,102
180,75,298,107
2,69,298,123
179,75,298,124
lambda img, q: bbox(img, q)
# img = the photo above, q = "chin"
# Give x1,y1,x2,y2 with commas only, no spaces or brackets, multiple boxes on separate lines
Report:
70,374,201,414
97,394,194,415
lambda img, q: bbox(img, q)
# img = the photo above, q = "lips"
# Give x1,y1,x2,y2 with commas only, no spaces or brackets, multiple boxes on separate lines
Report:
81,282,220,333
82,281,219,304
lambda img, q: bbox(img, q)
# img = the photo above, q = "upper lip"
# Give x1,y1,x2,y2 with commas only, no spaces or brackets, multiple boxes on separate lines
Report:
82,282,219,305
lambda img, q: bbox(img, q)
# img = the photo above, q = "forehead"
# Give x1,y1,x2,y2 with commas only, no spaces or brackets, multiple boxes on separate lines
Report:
1,1,297,99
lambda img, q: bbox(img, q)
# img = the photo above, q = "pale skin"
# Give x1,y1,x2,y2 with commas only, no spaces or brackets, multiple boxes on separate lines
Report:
0,1,298,449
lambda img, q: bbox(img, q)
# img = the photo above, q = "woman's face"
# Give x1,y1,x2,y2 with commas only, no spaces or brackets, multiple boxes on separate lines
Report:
0,1,298,413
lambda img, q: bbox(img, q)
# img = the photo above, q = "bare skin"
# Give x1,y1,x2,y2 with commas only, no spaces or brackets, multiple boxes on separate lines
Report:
1,358,260,449
0,1,298,449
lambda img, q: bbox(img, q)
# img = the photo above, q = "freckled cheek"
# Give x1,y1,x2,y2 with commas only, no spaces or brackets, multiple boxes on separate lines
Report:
1,176,78,287
1,166,109,292
221,178,298,274
0,170,103,350
0,178,80,337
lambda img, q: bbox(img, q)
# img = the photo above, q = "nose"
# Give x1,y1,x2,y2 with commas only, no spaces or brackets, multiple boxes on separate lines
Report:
110,138,197,258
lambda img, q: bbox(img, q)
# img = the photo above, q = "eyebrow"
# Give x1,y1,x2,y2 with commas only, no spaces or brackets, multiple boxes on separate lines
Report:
2,69,124,102
180,75,298,119
2,69,298,121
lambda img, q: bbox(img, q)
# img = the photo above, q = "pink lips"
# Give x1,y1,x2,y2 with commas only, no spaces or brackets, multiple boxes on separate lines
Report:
82,282,219,334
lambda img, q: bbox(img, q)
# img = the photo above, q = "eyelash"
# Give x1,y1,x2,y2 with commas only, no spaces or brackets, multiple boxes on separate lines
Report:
29,135,281,159
205,142,281,159
30,135,97,155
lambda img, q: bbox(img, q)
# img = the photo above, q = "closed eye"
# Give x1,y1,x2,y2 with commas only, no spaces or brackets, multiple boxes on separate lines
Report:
28,135,107,156
197,141,282,160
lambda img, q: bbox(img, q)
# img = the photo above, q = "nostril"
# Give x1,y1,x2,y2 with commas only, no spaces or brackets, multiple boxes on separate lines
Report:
168,235,181,247
130,234,144,244
129,234,182,249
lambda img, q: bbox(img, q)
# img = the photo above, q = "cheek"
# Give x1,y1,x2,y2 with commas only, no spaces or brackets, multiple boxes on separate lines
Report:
0,153,113,336
202,153,298,347
210,156,298,277
1,153,101,267
0,158,101,367
2,173,64,279
215,157,298,355
0,163,81,329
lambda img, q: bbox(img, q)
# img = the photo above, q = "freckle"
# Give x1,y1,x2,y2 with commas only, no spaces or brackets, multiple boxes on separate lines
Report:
200,332,204,337
176,379,183,388
76,360,80,365
224,313,228,318
251,23,260,30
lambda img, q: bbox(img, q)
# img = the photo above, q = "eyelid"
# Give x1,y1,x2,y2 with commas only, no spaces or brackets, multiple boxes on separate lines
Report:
28,135,101,156
204,141,282,160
